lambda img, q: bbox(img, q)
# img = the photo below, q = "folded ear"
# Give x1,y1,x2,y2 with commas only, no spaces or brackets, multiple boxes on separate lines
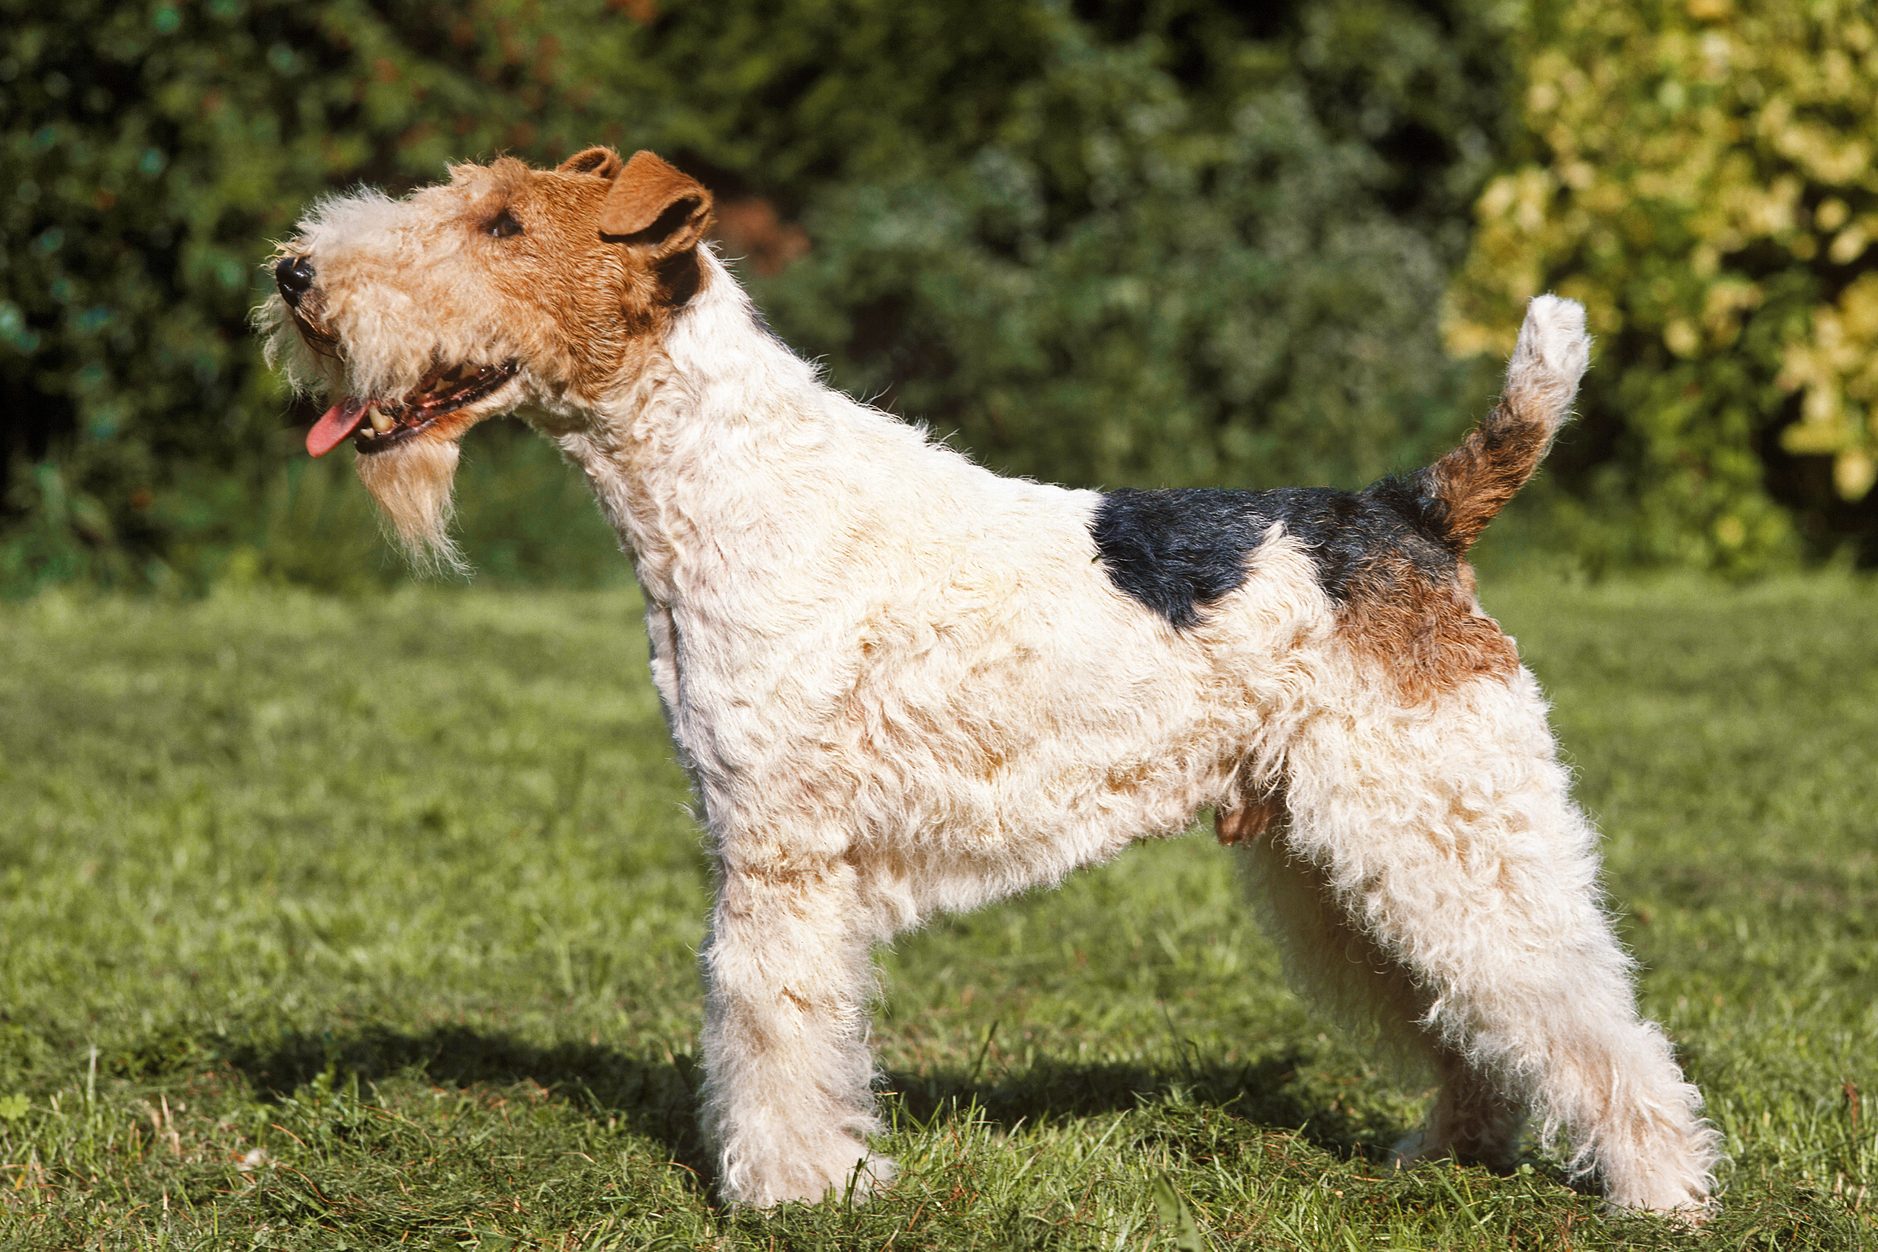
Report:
598,150,713,258
557,146,624,179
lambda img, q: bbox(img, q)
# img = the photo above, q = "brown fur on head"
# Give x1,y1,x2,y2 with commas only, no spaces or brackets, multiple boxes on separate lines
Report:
257,147,715,572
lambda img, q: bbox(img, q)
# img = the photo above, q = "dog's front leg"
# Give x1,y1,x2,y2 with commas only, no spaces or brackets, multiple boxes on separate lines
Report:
699,853,889,1207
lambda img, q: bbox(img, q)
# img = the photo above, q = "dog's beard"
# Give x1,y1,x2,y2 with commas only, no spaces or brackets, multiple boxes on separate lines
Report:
355,439,470,577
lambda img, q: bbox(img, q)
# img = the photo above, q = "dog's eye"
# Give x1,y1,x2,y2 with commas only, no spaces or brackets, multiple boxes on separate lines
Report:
487,209,524,239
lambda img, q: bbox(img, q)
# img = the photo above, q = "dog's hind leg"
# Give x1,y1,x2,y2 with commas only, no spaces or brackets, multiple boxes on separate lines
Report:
1394,1048,1526,1171
698,855,891,1207
1279,686,1723,1214
1234,820,1525,1169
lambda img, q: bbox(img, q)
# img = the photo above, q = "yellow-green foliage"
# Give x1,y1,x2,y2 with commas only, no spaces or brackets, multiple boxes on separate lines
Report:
1447,0,1878,570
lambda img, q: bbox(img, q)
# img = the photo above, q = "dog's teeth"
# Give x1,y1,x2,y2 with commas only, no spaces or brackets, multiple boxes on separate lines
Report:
368,406,393,434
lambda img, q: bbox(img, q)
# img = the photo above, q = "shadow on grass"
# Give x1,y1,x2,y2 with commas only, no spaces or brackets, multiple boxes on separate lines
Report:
224,1026,1386,1191
886,1050,1385,1160
225,1025,711,1181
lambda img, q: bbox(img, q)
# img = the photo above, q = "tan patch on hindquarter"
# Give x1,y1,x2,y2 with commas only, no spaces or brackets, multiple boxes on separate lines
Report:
1337,557,1519,705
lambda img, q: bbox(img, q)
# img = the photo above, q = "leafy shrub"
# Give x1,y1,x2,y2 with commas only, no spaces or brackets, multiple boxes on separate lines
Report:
757,2,1518,494
1446,0,1878,571
1,0,615,592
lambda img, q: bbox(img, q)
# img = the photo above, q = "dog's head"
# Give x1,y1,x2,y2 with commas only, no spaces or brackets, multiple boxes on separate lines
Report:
257,147,714,571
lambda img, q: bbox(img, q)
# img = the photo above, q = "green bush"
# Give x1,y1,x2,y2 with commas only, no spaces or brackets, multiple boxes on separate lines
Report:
756,2,1518,493
1,0,609,592
1447,0,1878,572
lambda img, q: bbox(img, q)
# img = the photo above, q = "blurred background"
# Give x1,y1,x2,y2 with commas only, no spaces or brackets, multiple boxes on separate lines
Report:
3,0,1875,596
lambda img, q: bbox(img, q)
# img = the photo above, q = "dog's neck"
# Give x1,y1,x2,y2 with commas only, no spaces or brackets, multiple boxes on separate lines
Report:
552,250,930,613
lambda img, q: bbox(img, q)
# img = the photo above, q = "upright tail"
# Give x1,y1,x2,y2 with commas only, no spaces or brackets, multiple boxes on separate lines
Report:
1419,294,1591,552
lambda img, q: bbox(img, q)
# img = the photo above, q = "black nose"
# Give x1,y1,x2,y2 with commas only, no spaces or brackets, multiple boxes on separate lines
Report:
275,255,315,304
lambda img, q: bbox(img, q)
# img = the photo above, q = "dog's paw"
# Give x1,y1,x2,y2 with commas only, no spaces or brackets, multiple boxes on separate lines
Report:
1389,1126,1521,1173
847,1152,897,1202
720,1142,895,1209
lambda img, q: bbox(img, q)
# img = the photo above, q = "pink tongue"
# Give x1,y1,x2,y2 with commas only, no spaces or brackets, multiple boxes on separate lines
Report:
306,398,368,457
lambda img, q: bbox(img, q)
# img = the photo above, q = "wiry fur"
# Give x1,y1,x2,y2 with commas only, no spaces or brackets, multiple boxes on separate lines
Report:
260,150,1723,1217
1421,294,1589,552
353,438,468,576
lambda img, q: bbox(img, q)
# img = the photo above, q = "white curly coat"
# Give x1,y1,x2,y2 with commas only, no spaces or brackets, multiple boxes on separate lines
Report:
261,152,1722,1215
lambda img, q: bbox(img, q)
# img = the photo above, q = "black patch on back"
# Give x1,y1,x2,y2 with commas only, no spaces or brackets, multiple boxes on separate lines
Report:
1090,489,1274,630
1090,478,1460,629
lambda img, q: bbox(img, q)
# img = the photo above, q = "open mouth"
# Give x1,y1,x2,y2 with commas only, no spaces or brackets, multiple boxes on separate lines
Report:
306,362,519,457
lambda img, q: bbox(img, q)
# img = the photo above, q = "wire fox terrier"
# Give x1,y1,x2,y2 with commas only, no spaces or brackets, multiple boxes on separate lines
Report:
260,147,1722,1215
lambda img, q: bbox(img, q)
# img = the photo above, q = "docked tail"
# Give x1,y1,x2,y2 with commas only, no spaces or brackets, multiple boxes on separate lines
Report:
1420,294,1590,552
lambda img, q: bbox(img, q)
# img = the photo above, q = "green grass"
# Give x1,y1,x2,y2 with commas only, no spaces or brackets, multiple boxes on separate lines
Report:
0,575,1872,1249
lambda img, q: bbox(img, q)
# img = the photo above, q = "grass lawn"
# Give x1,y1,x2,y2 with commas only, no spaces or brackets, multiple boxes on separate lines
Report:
1,575,1872,1249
